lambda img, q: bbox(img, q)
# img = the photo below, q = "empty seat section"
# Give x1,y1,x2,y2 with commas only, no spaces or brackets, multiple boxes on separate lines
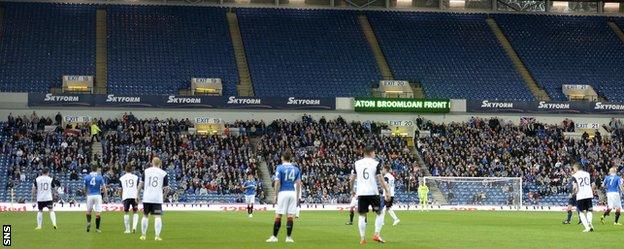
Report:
0,3,95,92
495,14,624,101
107,6,238,95
237,8,381,97
368,12,534,101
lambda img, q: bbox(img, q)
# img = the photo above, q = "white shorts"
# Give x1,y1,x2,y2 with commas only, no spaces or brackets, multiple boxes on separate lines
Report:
607,192,622,209
245,195,255,205
349,196,358,208
86,195,103,213
276,191,297,215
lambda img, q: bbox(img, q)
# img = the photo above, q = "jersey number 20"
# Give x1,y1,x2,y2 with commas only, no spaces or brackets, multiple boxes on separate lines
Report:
578,177,590,187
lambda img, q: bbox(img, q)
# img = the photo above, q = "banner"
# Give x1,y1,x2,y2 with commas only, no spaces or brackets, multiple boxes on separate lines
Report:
0,202,603,212
354,98,450,113
534,101,586,114
159,95,222,108
94,94,158,108
467,100,624,115
280,97,335,110
590,102,624,115
28,93,94,107
28,93,336,110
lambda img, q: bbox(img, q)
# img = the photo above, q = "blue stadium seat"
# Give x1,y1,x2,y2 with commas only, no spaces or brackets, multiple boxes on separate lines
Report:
237,8,381,97
368,11,534,101
495,14,624,102
0,3,95,92
107,5,238,95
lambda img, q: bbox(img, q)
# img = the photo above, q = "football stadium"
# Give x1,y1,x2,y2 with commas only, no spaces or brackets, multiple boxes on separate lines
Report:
0,0,623,248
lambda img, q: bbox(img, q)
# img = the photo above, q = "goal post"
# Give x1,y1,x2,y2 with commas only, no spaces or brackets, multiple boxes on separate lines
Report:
423,177,523,209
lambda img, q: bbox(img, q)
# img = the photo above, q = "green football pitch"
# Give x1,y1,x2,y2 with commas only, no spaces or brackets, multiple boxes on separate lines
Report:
1,210,622,249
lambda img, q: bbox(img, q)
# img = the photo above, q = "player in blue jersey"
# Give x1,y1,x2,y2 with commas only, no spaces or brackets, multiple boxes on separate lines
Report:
266,151,301,243
242,173,257,218
600,167,623,225
562,175,580,225
84,165,107,233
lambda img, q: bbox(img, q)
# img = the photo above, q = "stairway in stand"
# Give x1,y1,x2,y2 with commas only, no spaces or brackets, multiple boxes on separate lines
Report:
410,138,447,205
486,18,550,101
227,10,254,97
0,5,4,41
359,14,425,98
95,8,108,94
608,21,624,44
249,137,276,204
91,141,103,163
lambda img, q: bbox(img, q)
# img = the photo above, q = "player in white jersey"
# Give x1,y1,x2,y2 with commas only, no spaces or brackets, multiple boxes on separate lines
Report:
572,163,595,232
139,157,169,241
346,175,358,225
120,165,140,234
381,165,400,226
31,168,57,230
349,147,391,245
294,182,303,218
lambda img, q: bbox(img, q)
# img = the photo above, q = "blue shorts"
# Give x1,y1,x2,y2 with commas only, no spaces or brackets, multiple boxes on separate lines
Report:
568,197,576,206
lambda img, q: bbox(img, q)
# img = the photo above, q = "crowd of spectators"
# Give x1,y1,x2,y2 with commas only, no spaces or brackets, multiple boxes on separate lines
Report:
2,112,93,203
5,112,622,206
418,117,624,204
259,115,420,204
1,113,266,204
100,117,265,203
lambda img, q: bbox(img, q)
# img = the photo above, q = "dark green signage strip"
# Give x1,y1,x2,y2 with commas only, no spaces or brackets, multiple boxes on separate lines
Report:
353,98,450,113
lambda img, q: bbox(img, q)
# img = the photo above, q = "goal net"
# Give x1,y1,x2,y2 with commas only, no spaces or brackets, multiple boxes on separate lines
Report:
423,177,523,209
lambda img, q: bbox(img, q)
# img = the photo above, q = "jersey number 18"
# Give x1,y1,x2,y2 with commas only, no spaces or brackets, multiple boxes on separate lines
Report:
148,177,159,187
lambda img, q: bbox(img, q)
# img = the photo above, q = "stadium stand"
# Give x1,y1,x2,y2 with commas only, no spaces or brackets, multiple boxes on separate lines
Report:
107,6,238,95
258,116,421,204
367,12,534,101
0,3,96,93
3,113,624,206
495,14,624,102
613,19,624,41
0,114,265,204
237,8,381,98
418,117,624,206
3,3,624,101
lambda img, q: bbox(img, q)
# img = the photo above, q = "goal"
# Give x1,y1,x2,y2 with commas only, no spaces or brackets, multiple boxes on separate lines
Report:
423,177,523,209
